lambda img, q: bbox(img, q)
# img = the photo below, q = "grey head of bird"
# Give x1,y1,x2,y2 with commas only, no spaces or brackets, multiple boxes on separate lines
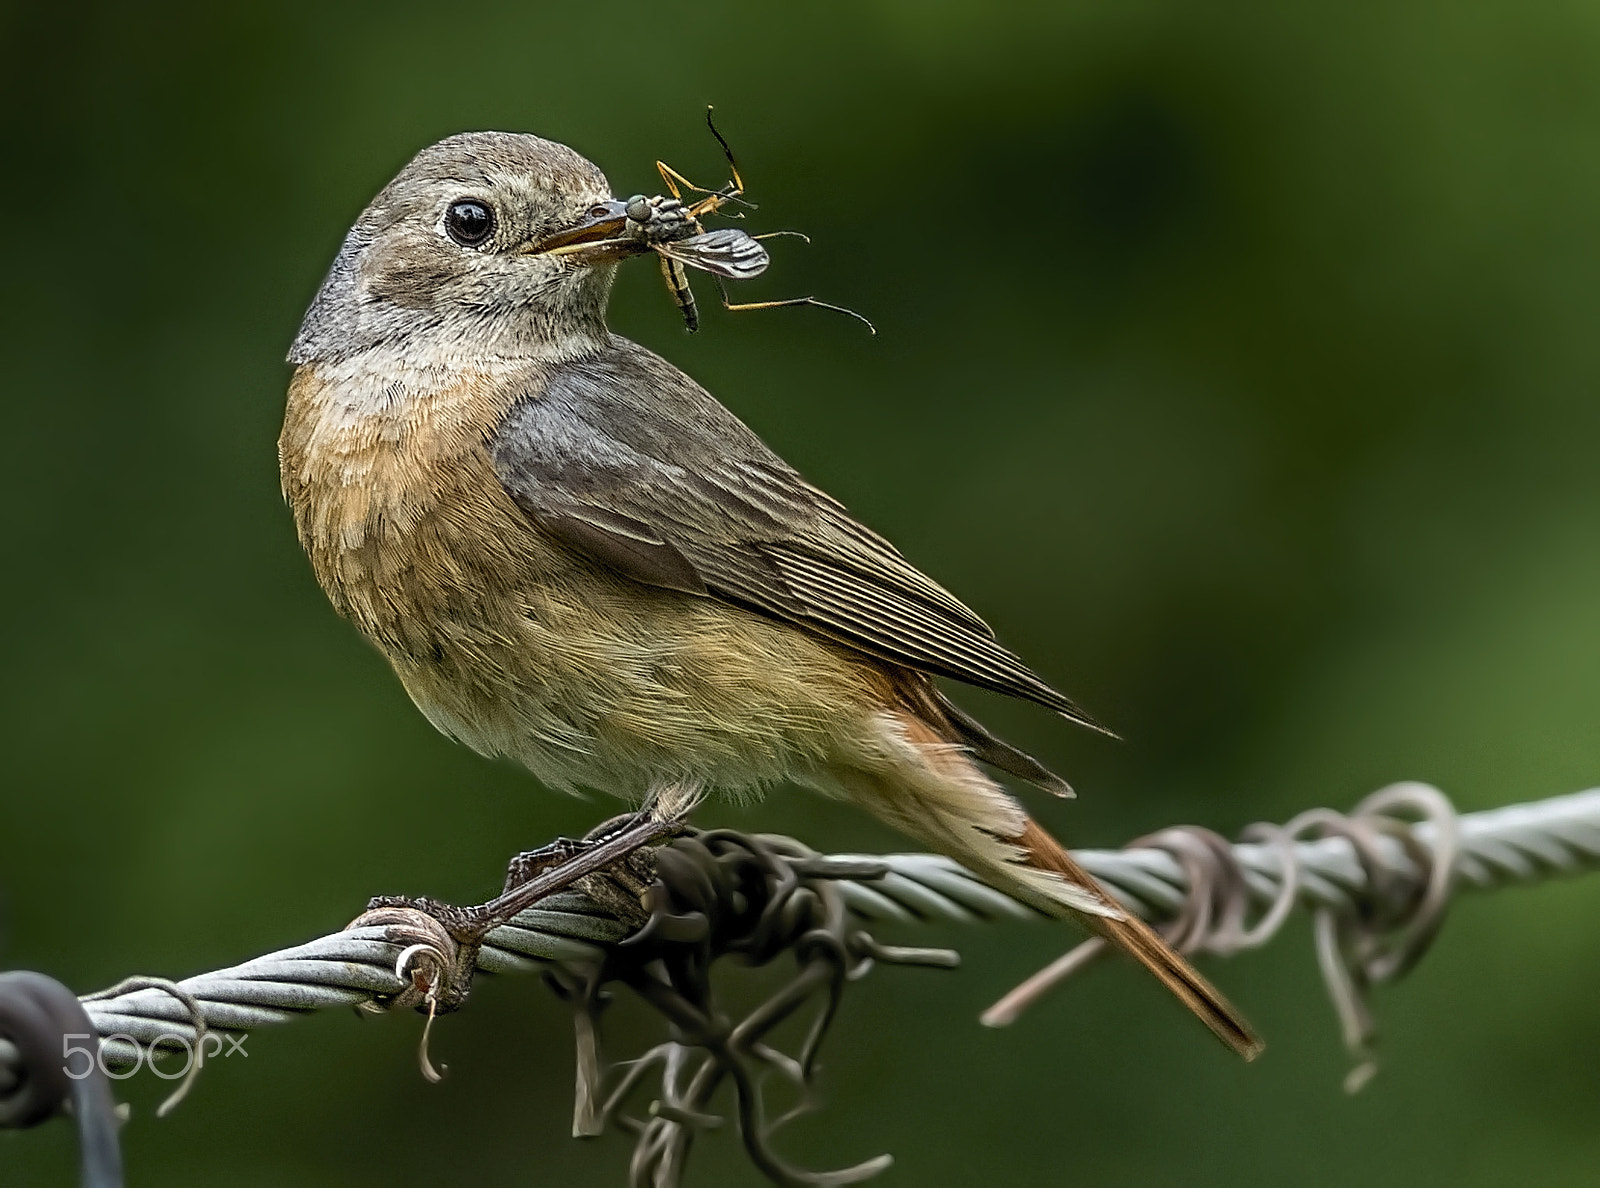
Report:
288,132,636,367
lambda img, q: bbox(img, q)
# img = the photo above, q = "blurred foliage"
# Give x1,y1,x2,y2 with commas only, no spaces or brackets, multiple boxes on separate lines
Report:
3,0,1600,1184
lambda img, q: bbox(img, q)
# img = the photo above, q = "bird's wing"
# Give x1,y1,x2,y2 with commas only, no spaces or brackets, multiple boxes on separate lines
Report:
490,337,1100,729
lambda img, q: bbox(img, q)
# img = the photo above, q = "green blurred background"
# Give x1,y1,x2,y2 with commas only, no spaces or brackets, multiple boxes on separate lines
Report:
4,1,1600,1183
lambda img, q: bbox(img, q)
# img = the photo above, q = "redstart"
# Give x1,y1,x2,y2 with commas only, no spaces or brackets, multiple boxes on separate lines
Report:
279,131,1261,1059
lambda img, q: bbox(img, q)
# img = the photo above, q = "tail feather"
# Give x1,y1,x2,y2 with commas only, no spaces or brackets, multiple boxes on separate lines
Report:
1014,818,1264,1061
855,705,1262,1061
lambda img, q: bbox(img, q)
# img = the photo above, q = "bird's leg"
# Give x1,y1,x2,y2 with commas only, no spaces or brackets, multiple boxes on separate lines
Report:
365,805,690,948
500,835,593,893
355,788,700,1013
499,810,660,903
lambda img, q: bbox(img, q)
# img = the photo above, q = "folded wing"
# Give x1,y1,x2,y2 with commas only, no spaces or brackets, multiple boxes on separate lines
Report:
490,337,1102,732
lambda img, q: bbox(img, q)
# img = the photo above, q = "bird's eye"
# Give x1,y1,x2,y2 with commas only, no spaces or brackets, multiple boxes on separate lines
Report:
444,199,495,247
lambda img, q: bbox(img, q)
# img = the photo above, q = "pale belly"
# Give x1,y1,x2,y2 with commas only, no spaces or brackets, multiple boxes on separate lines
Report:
386,565,888,802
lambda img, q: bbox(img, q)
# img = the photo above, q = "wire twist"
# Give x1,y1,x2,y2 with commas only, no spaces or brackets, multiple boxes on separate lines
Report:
980,781,1466,1090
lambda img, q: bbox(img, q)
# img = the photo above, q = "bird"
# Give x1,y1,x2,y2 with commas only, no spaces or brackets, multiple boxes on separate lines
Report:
278,130,1262,1061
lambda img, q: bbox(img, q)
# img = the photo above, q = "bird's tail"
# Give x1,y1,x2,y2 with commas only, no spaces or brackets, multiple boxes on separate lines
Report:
1011,817,1264,1061
846,708,1262,1061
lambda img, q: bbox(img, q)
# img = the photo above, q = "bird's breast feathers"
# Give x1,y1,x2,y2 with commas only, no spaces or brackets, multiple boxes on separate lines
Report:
278,347,885,796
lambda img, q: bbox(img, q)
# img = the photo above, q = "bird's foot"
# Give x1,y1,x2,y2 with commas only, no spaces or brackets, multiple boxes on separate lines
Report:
354,801,694,1014
497,809,653,892
364,807,687,947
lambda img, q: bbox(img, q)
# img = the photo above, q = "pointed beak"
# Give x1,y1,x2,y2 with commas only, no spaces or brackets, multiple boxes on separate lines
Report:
525,199,643,264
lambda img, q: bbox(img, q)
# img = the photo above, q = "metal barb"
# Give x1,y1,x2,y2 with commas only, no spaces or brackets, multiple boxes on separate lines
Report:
983,781,1462,1088
80,977,208,1117
557,828,952,1187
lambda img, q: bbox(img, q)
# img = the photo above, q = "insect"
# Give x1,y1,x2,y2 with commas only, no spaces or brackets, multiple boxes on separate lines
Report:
622,192,771,333
624,108,873,335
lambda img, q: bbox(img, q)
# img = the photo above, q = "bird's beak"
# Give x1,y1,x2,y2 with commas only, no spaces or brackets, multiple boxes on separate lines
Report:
526,200,643,264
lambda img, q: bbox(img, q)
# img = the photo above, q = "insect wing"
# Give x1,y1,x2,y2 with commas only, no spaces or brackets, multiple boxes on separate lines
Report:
655,229,770,280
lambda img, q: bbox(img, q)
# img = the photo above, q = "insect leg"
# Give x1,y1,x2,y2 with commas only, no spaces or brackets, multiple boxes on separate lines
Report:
655,159,691,201
656,160,742,221
712,278,875,334
704,105,745,196
658,108,755,221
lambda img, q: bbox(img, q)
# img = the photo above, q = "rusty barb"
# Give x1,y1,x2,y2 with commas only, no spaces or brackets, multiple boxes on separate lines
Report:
984,782,1461,1093
552,830,956,1188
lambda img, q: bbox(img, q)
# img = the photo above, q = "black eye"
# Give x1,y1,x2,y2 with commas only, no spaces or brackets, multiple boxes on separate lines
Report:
445,199,495,247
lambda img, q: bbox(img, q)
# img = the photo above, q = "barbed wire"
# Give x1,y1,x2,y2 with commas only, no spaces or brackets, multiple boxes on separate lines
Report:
3,784,1598,1187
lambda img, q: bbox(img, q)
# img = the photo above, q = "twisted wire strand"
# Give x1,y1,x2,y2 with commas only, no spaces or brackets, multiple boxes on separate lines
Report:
1078,785,1600,917
2,786,1596,1080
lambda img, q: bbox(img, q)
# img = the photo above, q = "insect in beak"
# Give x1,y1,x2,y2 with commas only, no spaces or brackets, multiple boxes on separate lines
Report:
527,200,643,263
530,110,873,333
627,107,874,335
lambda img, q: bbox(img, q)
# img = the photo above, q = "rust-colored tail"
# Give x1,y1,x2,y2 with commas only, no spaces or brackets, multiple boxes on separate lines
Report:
1015,818,1264,1061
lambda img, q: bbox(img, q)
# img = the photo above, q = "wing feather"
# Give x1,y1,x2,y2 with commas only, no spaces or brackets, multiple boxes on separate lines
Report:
491,337,1100,729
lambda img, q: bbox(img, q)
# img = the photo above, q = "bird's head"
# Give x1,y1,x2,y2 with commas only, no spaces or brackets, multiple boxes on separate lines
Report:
289,132,637,365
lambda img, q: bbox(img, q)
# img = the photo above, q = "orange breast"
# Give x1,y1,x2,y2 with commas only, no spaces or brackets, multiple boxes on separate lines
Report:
278,359,550,659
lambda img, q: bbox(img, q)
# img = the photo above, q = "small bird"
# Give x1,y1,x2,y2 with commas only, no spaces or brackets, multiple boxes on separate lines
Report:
279,131,1261,1060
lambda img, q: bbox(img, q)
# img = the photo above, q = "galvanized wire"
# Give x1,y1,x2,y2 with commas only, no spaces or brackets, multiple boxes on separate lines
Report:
2,786,1596,1078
